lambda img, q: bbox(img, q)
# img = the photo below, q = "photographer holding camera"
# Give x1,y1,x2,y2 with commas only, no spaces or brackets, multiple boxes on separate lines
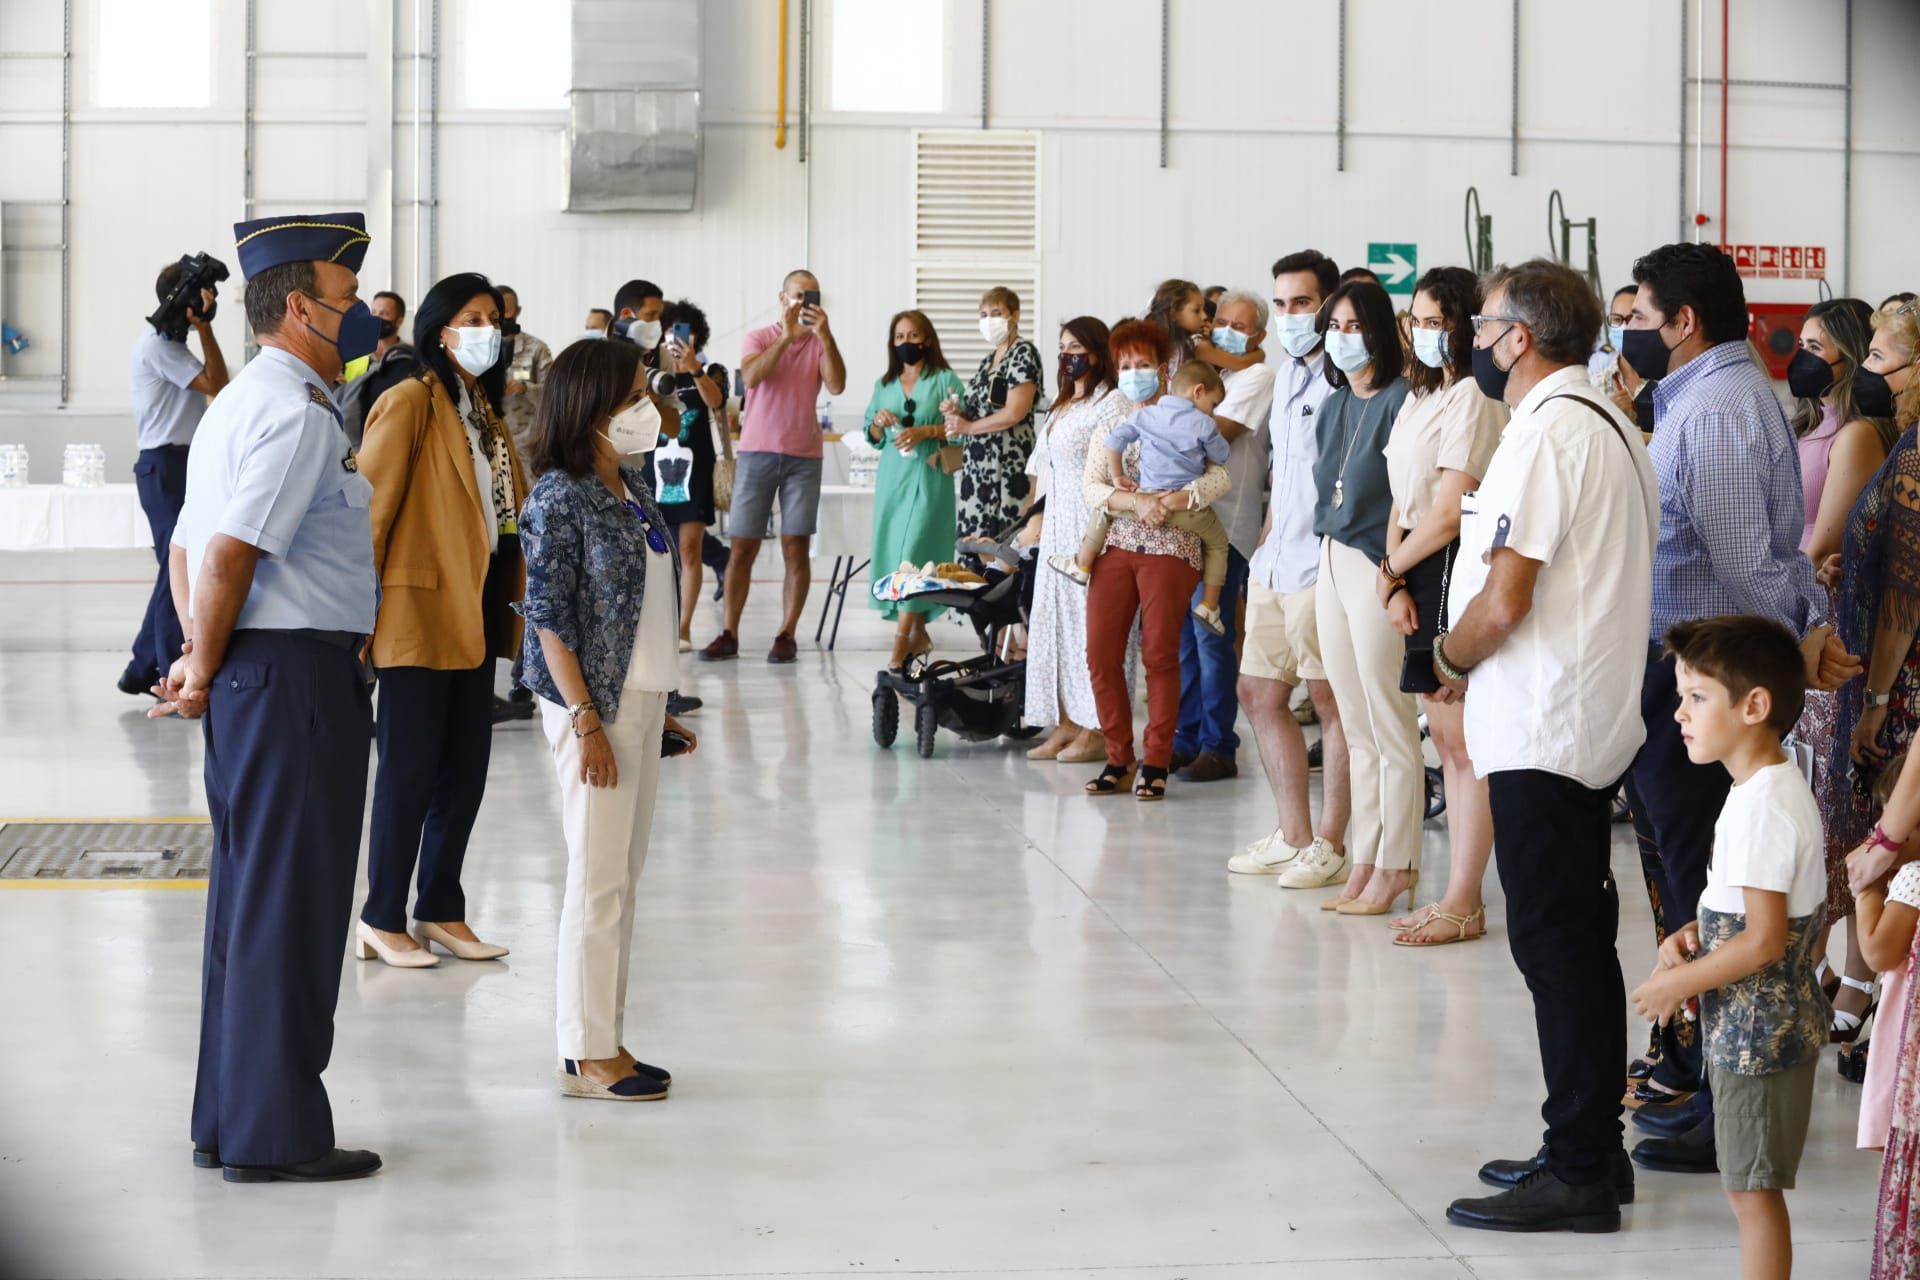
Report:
120,256,230,699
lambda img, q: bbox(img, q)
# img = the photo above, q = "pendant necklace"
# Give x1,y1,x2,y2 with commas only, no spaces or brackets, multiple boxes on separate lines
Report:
1331,397,1364,510
624,498,671,554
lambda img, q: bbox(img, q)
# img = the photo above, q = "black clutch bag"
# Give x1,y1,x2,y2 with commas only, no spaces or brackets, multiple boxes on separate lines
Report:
1397,541,1457,695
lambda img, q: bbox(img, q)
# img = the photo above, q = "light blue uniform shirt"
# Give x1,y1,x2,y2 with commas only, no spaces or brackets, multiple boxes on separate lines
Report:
1105,394,1231,492
173,346,377,634
129,329,207,449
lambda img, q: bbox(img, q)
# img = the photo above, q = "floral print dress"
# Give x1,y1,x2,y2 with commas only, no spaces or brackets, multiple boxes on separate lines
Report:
956,338,1043,550
1874,931,1920,1278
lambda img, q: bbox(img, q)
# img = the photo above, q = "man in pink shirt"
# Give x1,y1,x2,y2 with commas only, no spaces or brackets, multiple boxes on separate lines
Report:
702,269,847,664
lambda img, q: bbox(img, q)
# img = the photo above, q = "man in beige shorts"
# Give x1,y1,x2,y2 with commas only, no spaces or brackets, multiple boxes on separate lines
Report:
1227,250,1352,887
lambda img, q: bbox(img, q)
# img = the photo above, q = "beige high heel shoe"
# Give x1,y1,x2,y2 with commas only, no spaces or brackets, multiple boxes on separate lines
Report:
414,921,509,962
1335,871,1420,917
355,920,439,968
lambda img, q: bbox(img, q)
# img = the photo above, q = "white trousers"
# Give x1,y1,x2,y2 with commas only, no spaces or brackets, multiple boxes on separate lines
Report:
542,691,666,1061
1314,538,1423,871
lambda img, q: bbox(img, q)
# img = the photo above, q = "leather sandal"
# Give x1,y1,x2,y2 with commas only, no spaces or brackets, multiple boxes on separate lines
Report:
1084,764,1135,796
1392,905,1485,947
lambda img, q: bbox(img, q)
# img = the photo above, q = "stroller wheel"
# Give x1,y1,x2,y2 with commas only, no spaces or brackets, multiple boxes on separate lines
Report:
1424,766,1447,821
872,688,899,749
915,702,939,759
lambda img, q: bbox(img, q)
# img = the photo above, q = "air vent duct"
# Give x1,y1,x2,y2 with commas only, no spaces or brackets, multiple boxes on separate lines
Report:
565,0,701,212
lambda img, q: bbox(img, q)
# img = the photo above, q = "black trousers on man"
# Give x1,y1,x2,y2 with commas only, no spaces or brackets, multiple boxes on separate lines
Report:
128,445,189,681
362,661,494,933
1623,648,1731,1096
193,630,372,1167
1487,768,1627,1185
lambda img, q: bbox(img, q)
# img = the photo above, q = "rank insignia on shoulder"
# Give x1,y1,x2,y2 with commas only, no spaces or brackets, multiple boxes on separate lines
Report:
342,450,359,473
308,385,334,409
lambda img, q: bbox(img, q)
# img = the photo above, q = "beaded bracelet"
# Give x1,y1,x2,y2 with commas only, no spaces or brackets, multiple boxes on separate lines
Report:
1433,633,1469,684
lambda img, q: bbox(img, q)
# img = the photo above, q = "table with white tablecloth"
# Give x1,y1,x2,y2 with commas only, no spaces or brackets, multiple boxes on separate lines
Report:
0,484,150,552
810,483,876,649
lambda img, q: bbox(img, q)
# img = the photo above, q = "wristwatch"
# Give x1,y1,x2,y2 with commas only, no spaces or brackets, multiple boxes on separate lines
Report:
1866,689,1893,709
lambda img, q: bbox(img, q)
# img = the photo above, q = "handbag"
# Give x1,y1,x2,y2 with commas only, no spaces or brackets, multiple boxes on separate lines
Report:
929,444,965,476
712,406,737,513
1397,540,1457,695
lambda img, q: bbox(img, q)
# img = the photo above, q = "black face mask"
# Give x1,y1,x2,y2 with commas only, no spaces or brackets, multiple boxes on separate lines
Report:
1471,329,1515,402
501,317,521,337
378,318,399,341
893,341,924,365
1786,348,1839,400
1621,326,1676,381
1854,365,1908,420
1062,352,1091,378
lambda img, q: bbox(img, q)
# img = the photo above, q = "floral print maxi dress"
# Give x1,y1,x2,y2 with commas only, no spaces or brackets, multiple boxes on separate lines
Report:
1874,935,1920,1278
956,338,1043,549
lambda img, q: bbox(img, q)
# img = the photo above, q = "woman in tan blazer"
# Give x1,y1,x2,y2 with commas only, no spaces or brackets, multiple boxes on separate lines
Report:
354,273,528,968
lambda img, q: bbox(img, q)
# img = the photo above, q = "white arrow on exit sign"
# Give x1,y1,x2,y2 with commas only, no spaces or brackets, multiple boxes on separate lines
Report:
1370,250,1415,285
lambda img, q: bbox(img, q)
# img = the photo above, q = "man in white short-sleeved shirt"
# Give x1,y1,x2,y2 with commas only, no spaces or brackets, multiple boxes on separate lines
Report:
1229,252,1351,887
1435,259,1659,1236
122,263,229,697
1173,289,1275,782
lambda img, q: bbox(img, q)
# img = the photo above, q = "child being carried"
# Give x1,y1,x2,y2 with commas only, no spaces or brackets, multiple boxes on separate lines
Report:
1048,360,1232,635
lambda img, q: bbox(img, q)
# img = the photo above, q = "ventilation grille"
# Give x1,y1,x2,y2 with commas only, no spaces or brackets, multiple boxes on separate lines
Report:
911,130,1040,373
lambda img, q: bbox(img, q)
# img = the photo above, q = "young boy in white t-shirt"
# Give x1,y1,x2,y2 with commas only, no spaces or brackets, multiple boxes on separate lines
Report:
1629,616,1827,1280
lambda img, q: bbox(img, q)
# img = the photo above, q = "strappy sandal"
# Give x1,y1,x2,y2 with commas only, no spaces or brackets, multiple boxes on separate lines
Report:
1391,905,1485,947
1832,975,1879,1045
1085,764,1134,796
1134,766,1168,801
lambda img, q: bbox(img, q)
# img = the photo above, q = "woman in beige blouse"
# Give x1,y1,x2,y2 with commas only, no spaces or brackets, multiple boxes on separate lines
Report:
1376,267,1508,947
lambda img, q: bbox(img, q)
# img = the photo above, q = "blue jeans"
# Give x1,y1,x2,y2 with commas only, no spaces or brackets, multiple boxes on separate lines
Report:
1173,545,1249,760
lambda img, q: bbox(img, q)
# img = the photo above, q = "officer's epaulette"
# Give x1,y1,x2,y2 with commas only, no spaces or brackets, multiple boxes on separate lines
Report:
308,385,334,410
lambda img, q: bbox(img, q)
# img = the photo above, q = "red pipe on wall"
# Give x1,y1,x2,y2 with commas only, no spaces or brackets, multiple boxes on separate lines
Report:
1720,0,1729,250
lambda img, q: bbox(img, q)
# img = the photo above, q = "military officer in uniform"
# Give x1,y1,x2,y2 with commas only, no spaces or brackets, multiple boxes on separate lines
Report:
154,212,385,1184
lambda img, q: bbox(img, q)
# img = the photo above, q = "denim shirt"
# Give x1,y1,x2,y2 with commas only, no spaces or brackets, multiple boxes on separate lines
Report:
514,464,678,723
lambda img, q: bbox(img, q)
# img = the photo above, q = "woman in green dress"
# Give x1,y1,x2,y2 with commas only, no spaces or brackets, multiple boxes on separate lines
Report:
864,309,965,672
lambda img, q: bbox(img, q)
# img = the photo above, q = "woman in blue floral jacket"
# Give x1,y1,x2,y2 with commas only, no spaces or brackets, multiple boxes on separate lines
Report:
516,337,696,1102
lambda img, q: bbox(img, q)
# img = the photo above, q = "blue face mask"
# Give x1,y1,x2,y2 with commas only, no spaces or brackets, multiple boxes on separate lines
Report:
1606,324,1626,352
304,294,382,363
1324,331,1372,375
1118,367,1160,402
1411,327,1450,370
1273,312,1320,359
1211,325,1249,356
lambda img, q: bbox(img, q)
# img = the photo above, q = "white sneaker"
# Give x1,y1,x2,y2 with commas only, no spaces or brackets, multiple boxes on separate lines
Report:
1277,837,1349,889
1227,830,1306,875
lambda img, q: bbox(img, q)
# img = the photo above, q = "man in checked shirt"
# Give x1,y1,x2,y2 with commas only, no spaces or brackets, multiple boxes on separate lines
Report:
1615,242,1861,1178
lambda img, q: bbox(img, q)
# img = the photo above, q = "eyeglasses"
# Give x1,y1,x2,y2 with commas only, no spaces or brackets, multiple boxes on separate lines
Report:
1470,313,1525,335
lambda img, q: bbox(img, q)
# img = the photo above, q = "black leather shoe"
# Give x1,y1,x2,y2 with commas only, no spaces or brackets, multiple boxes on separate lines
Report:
491,695,533,724
192,1143,220,1169
1477,1147,1634,1204
509,684,533,705
666,691,703,717
1632,1124,1717,1174
1633,1095,1706,1137
1445,1167,1621,1233
118,666,160,698
1306,740,1323,771
223,1147,382,1183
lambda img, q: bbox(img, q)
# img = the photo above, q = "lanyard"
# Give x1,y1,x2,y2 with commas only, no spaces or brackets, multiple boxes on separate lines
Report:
623,498,671,554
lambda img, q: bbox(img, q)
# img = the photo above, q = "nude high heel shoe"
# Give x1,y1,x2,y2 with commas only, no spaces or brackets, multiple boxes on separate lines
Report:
414,921,509,961
1335,871,1420,917
355,920,440,968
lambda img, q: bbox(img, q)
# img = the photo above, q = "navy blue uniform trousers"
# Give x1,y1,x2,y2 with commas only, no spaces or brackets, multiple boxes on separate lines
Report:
193,630,372,1167
129,445,189,679
1173,545,1249,760
1623,648,1729,1097
362,661,494,933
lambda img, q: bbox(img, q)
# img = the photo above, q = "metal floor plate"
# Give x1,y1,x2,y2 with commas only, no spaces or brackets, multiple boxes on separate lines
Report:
0,821,213,880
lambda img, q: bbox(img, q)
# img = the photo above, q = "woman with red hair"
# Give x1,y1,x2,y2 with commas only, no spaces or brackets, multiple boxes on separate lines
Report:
1080,319,1230,800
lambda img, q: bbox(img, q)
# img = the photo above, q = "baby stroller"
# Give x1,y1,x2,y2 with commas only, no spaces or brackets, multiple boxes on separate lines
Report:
871,523,1043,759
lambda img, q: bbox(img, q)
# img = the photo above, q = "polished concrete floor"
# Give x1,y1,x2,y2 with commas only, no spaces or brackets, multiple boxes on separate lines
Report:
0,551,1885,1278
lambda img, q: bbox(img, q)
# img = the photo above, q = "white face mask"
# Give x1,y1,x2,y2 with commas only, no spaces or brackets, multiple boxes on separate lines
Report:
582,328,607,341
980,314,1011,345
1324,331,1372,374
629,318,663,349
1412,327,1450,370
445,325,500,376
603,397,663,455
1273,312,1321,359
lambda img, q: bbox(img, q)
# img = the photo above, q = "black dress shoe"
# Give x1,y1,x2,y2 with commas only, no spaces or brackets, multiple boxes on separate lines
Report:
118,666,160,698
666,691,703,716
223,1147,382,1183
1633,1095,1706,1137
1306,740,1323,771
192,1143,220,1169
491,695,534,725
1477,1147,1634,1204
1446,1167,1621,1234
509,684,533,705
1632,1123,1717,1174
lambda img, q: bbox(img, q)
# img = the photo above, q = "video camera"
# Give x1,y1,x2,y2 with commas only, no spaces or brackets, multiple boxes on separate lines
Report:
147,252,231,342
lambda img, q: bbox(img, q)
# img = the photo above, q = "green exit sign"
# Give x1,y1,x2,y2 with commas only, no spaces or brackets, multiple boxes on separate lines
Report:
1367,243,1418,296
